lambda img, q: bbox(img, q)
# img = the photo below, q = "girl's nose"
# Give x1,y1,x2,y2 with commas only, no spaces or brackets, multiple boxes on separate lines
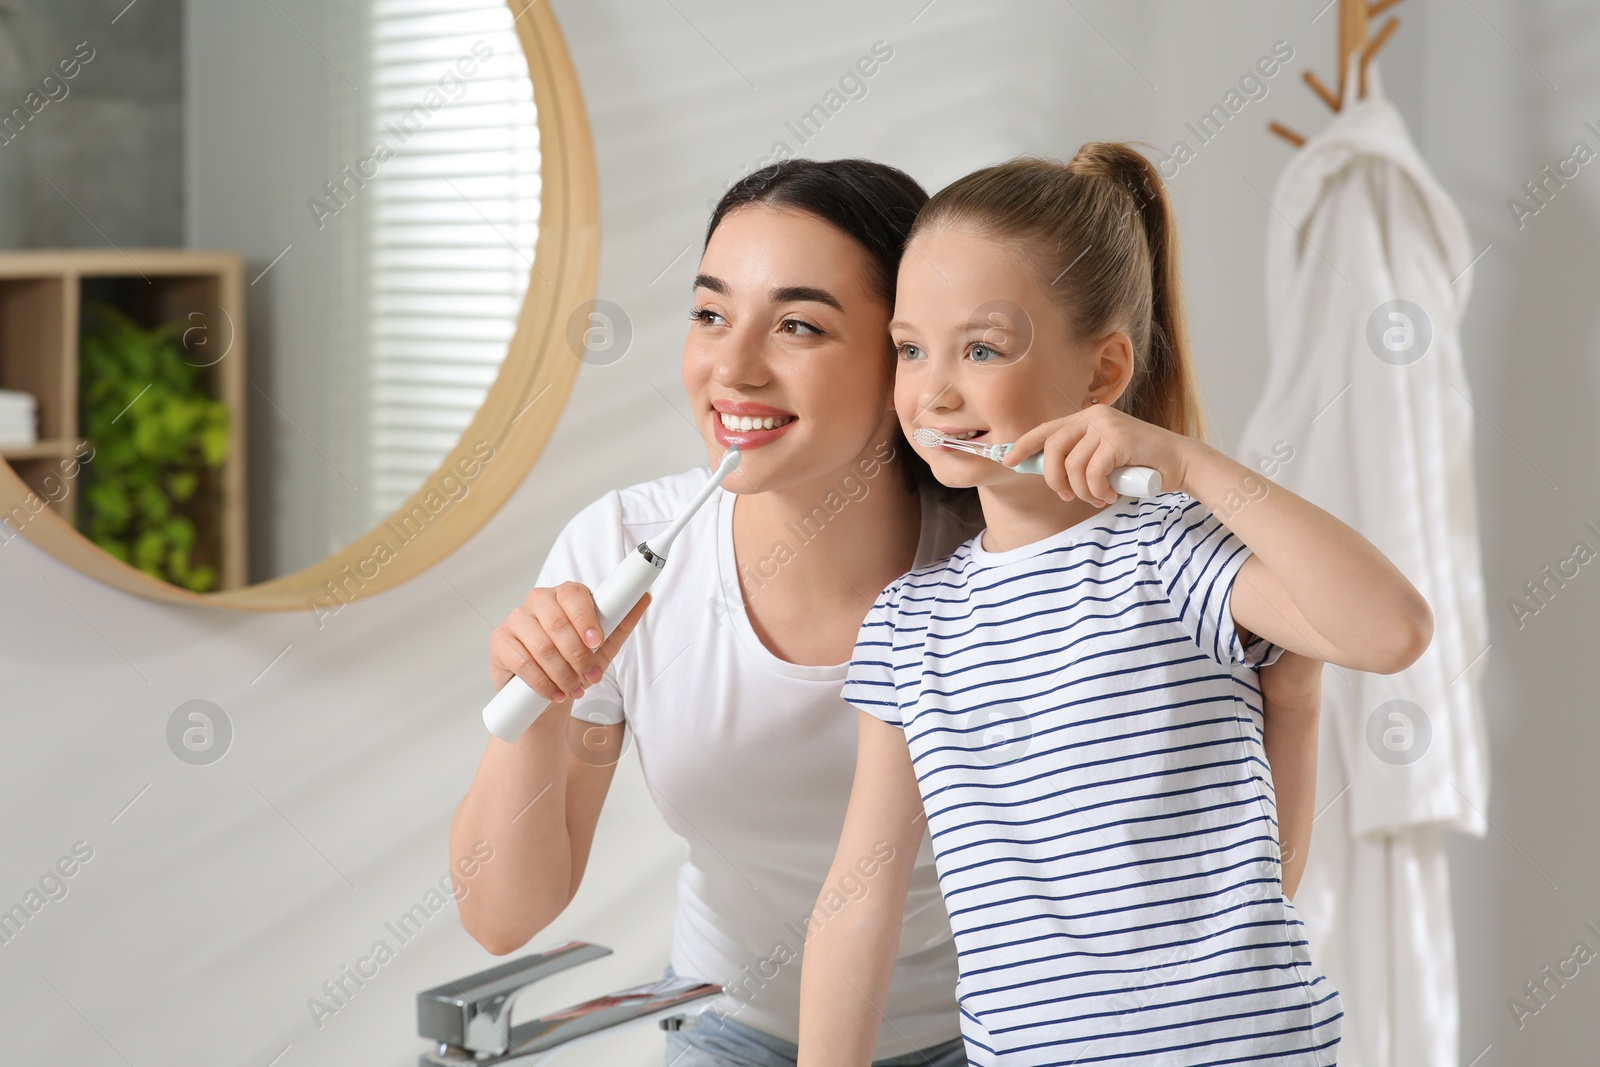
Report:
914,356,959,419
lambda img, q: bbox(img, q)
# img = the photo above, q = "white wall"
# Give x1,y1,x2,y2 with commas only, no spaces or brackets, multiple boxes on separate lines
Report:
1419,2,1600,1063
187,0,361,581
1,2,1594,1065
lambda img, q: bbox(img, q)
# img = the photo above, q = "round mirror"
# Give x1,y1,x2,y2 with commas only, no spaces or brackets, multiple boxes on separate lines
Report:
0,0,597,611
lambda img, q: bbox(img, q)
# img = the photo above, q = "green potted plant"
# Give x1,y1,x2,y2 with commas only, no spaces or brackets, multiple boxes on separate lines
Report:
78,304,231,592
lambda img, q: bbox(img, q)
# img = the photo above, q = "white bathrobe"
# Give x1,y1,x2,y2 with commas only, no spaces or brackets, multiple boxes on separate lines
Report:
1234,60,1491,1067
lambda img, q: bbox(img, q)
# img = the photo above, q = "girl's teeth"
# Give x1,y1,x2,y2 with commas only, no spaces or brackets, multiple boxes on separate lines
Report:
952,431,981,440
720,413,795,432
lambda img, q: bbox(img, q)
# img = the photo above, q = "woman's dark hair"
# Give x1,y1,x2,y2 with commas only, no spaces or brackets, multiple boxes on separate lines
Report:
704,158,970,509
706,158,924,306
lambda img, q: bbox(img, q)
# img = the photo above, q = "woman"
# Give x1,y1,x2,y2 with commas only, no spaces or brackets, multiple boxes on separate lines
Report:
453,159,975,1066
448,159,1322,1066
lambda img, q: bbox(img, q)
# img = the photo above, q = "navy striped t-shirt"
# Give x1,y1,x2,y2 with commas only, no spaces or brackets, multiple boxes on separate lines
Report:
842,491,1343,1066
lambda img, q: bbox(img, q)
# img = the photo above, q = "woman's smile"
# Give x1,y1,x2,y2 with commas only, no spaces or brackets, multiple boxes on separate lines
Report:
712,398,800,449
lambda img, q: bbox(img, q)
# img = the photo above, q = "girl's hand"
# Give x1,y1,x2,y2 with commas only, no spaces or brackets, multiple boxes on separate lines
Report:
1002,403,1198,506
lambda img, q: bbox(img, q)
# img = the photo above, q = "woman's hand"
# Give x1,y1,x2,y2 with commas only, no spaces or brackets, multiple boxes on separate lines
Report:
1258,648,1325,712
1001,403,1200,506
490,584,651,701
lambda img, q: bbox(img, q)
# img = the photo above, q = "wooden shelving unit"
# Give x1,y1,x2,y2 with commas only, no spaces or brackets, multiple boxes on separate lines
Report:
0,250,247,590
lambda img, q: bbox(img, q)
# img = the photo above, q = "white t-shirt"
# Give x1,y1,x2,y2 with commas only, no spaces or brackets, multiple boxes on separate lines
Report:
842,492,1343,1065
534,465,980,1056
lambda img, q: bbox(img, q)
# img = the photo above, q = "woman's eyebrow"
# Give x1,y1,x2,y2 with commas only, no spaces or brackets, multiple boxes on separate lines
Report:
692,275,843,312
770,285,843,311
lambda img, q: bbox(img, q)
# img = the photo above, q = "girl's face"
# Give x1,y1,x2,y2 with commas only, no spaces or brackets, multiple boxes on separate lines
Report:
891,224,1119,490
682,204,899,495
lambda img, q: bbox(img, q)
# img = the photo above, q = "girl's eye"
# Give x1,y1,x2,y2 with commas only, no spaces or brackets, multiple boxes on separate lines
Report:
689,306,726,327
780,318,823,337
968,342,1005,365
896,342,925,362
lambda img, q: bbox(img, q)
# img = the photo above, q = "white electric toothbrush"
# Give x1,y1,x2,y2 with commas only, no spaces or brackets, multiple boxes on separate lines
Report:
911,427,1163,498
481,447,744,742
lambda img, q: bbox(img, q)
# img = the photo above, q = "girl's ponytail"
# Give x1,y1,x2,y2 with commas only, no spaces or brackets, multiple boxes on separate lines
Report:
1067,143,1205,442
910,144,1208,442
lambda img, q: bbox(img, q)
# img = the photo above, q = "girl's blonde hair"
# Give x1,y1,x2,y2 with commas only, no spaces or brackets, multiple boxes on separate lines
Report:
908,143,1208,443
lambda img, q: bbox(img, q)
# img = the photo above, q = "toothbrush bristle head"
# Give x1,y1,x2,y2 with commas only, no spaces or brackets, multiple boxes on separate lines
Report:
911,427,944,447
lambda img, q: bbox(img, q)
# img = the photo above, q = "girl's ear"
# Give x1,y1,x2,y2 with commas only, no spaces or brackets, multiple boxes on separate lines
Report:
1089,330,1137,406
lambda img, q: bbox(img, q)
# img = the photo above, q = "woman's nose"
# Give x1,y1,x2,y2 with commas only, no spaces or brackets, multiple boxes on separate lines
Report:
711,324,771,387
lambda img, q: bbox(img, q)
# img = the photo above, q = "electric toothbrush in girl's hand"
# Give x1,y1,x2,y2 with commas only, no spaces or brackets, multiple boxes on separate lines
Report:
913,416,1163,499
993,402,1190,505
481,447,743,742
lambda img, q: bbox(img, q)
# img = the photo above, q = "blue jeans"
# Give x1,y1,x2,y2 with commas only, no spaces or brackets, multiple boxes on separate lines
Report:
661,966,967,1067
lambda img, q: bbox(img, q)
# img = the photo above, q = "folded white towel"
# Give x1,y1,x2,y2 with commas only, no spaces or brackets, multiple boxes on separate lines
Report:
1,390,40,447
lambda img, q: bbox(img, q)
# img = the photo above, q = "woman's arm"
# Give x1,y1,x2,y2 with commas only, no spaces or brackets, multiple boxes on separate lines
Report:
1256,651,1324,900
798,712,929,1067
449,588,650,955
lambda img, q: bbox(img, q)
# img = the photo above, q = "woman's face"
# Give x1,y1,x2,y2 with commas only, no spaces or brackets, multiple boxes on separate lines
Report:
682,203,899,495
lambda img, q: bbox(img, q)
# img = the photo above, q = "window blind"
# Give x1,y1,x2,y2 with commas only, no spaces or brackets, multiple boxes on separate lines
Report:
365,0,540,523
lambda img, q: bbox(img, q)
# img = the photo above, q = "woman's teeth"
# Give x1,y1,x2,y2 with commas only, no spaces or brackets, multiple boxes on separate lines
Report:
949,430,983,440
720,413,795,432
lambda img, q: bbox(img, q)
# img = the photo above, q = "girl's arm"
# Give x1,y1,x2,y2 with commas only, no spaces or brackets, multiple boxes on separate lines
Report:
798,712,929,1067
1004,409,1433,675
1181,442,1432,674
1256,651,1324,899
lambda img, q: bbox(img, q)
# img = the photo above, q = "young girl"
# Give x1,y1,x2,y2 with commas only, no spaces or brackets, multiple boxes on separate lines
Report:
797,146,1432,1065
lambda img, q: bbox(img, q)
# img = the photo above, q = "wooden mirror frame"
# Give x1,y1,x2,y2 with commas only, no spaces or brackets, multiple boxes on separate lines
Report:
0,0,597,613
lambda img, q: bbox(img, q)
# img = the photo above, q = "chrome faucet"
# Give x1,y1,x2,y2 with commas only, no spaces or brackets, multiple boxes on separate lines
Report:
417,941,722,1066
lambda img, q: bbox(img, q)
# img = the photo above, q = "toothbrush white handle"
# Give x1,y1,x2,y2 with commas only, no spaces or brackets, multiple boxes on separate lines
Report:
1009,451,1163,498
481,548,662,743
1108,465,1163,498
